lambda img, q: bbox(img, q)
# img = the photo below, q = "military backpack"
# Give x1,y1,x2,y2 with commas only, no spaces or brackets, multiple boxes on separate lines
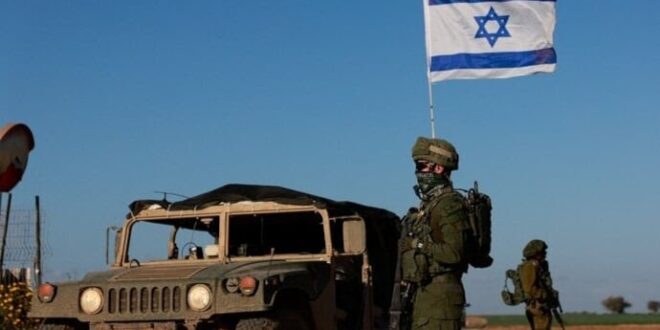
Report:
501,265,526,306
459,181,493,269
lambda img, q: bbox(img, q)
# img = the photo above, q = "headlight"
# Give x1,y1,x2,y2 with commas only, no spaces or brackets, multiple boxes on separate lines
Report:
187,284,212,311
80,288,103,314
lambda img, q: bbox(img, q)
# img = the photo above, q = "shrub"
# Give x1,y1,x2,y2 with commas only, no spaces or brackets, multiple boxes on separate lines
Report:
0,281,39,329
648,300,660,313
602,296,632,314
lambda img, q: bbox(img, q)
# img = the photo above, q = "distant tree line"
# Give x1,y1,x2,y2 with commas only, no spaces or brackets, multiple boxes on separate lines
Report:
601,296,660,314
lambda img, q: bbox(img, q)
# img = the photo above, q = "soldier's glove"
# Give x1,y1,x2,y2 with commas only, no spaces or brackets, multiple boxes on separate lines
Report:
398,237,420,252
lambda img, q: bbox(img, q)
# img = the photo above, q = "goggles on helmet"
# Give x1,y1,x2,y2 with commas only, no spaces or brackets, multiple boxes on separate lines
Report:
415,161,435,173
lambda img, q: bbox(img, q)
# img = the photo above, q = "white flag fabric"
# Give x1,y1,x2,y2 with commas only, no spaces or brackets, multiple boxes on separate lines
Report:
424,0,557,82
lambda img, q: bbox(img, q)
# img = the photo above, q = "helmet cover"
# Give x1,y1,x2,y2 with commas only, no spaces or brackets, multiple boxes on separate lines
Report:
411,137,459,170
523,239,548,259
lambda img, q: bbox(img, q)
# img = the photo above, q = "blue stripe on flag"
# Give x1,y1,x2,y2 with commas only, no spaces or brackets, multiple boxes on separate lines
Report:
430,48,556,72
429,0,555,5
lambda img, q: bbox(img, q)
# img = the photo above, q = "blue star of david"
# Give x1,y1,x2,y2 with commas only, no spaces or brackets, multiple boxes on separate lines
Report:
474,7,511,47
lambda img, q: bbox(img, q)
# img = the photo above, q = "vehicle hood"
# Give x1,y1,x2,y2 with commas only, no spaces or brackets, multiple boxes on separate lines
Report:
82,260,321,283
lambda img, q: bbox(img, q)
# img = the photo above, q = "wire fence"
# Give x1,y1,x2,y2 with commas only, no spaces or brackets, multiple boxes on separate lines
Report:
1,208,50,269
0,195,51,287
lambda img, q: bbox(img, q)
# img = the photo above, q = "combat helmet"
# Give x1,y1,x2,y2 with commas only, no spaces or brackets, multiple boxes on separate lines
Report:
523,239,548,259
412,137,459,170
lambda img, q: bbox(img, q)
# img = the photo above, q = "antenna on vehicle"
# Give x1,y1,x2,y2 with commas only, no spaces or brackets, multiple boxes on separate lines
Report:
266,247,276,280
154,191,190,202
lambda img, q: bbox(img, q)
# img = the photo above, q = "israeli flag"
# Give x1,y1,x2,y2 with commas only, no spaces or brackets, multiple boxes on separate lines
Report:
424,0,557,82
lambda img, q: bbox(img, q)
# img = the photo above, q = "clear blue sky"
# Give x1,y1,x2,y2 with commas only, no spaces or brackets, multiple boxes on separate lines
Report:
2,1,660,315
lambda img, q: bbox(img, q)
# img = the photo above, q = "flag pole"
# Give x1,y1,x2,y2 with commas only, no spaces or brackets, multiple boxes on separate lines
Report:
422,0,436,139
426,75,436,139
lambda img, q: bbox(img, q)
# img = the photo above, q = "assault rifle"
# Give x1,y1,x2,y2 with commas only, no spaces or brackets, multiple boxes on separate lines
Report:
389,208,418,330
389,281,416,330
550,290,565,330
552,308,565,330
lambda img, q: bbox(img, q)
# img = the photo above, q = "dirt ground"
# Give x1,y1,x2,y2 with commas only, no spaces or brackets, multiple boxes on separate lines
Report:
464,316,660,330
485,326,660,329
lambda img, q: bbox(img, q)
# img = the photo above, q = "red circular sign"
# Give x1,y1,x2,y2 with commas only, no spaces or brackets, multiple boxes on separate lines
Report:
0,123,35,192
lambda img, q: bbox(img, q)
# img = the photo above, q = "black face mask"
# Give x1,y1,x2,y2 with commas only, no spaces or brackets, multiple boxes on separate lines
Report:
414,173,450,199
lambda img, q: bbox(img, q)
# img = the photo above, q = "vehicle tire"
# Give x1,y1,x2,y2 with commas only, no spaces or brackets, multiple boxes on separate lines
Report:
277,309,313,330
235,317,279,330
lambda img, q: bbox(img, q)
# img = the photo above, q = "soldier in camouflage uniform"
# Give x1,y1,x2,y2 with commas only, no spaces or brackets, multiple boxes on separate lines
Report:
520,239,557,330
399,137,471,330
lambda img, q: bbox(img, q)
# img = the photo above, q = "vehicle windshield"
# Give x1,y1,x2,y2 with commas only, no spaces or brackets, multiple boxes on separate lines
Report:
126,216,219,263
228,211,325,257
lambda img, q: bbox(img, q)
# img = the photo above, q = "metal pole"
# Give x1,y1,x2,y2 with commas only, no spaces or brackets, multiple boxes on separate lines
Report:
427,79,436,138
422,0,437,139
0,193,12,271
35,195,42,287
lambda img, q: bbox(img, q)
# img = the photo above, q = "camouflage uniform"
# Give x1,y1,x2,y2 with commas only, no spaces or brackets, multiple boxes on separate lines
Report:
404,137,470,330
519,240,555,330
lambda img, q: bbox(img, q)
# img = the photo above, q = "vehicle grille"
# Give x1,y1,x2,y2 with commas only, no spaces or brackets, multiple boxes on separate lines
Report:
106,286,182,314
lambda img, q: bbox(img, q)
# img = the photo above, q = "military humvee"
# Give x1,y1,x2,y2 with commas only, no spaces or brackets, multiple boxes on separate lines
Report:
30,184,400,330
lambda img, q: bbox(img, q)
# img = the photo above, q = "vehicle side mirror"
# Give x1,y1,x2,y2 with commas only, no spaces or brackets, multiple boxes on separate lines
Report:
114,228,122,264
341,217,366,255
106,225,121,265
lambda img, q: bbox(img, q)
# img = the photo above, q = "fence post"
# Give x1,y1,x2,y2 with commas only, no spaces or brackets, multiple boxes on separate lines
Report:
0,193,12,272
35,195,42,287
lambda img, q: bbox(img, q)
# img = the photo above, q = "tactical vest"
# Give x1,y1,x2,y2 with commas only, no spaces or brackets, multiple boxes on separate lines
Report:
400,187,468,283
399,209,428,284
534,260,560,308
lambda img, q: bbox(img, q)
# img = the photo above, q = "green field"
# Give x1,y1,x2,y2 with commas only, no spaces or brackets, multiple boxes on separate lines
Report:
484,313,660,326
